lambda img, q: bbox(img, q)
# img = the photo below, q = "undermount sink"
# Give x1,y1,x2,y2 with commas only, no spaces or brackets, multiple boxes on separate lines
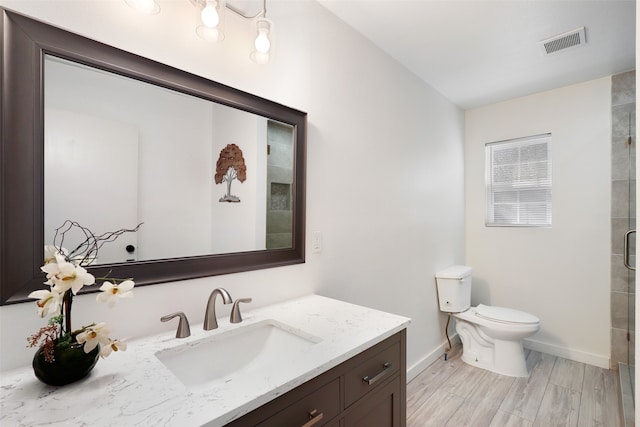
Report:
155,319,321,389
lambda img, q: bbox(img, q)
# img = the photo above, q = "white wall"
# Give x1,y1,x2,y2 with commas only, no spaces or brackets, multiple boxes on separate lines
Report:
465,77,612,367
0,0,465,375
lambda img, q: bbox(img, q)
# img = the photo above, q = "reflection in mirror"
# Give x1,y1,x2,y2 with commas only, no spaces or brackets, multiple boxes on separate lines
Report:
266,122,294,249
44,56,294,264
1,8,306,305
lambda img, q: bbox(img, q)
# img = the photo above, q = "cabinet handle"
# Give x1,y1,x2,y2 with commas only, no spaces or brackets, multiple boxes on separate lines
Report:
362,362,392,385
301,409,323,427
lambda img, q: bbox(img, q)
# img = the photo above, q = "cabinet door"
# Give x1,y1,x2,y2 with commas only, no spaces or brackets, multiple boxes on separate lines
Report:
256,378,340,427
344,376,402,427
325,419,341,427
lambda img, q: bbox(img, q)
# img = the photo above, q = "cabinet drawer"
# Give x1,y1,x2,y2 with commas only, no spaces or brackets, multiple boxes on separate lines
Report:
257,378,340,427
344,341,400,408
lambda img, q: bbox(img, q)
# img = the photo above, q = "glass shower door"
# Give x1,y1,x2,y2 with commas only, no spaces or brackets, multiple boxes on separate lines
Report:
611,70,635,423
621,141,635,418
623,130,635,405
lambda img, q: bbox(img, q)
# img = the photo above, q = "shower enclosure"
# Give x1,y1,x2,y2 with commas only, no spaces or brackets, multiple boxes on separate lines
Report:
611,70,635,422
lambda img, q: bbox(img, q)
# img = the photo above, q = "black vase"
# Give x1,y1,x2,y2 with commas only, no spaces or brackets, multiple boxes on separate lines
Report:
32,341,100,386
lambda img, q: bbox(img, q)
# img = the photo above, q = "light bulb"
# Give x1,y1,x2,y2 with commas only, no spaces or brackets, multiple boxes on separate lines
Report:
253,18,272,54
254,31,271,53
250,18,272,64
201,1,220,28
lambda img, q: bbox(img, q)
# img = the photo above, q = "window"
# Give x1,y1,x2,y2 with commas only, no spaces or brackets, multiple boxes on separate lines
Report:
485,134,552,227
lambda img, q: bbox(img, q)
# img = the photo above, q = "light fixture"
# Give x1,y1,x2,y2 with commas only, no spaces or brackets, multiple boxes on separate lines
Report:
125,0,273,64
250,17,272,64
196,0,225,43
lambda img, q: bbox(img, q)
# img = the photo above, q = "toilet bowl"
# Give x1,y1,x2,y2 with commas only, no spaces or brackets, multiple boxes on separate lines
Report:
454,304,540,377
435,265,540,377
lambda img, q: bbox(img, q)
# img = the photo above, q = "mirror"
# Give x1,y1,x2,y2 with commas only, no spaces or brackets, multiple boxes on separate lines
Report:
0,9,306,304
44,56,296,262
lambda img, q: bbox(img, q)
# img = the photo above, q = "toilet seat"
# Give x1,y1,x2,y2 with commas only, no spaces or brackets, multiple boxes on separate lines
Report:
474,304,539,325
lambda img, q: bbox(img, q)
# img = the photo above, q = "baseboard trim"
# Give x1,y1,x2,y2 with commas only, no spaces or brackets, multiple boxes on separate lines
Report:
406,334,461,382
407,336,610,383
523,338,610,369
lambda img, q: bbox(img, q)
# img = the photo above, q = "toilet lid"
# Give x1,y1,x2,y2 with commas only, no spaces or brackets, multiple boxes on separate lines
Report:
475,304,539,324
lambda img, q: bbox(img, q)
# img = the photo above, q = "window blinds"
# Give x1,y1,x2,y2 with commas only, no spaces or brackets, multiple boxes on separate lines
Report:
485,134,552,227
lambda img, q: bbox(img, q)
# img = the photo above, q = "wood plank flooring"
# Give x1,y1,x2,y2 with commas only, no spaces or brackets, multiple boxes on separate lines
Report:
407,346,622,427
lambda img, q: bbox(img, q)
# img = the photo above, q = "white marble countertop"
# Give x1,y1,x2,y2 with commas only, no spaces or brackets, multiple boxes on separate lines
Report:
0,294,410,426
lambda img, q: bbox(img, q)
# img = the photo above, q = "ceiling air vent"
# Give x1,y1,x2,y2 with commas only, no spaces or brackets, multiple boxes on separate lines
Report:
540,27,586,55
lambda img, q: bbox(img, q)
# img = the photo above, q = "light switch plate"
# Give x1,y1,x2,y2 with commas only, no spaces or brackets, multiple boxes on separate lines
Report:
312,231,323,254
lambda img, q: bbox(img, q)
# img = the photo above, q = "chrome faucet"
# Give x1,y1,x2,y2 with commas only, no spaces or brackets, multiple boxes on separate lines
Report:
203,288,233,330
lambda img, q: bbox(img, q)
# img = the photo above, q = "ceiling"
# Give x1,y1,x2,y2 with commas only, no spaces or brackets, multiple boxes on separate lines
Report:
317,0,636,109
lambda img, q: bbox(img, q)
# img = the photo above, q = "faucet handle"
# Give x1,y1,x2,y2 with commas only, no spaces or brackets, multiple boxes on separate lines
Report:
161,312,191,338
230,298,253,323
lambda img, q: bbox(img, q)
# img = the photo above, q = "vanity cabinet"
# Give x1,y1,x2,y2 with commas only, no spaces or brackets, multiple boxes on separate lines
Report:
226,329,406,427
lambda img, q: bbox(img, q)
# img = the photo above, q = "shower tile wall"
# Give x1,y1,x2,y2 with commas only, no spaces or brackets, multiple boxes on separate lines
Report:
611,70,636,368
266,121,294,249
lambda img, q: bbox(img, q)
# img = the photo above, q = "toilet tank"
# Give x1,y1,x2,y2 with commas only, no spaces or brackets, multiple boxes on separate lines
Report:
435,265,472,313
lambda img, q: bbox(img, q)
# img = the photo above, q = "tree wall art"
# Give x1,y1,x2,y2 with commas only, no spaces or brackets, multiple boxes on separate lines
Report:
214,143,247,203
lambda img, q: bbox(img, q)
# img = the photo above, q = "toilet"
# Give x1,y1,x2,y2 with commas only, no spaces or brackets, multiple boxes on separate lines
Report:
435,265,540,377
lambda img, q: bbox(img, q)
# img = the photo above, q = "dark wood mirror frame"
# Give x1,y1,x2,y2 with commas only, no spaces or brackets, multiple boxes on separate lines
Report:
0,9,306,305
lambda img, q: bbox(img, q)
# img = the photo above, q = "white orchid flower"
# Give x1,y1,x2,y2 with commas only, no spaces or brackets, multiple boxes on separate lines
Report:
42,261,95,294
44,245,63,264
41,261,60,284
41,252,68,282
100,339,127,358
28,289,63,317
96,280,135,308
76,322,111,353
